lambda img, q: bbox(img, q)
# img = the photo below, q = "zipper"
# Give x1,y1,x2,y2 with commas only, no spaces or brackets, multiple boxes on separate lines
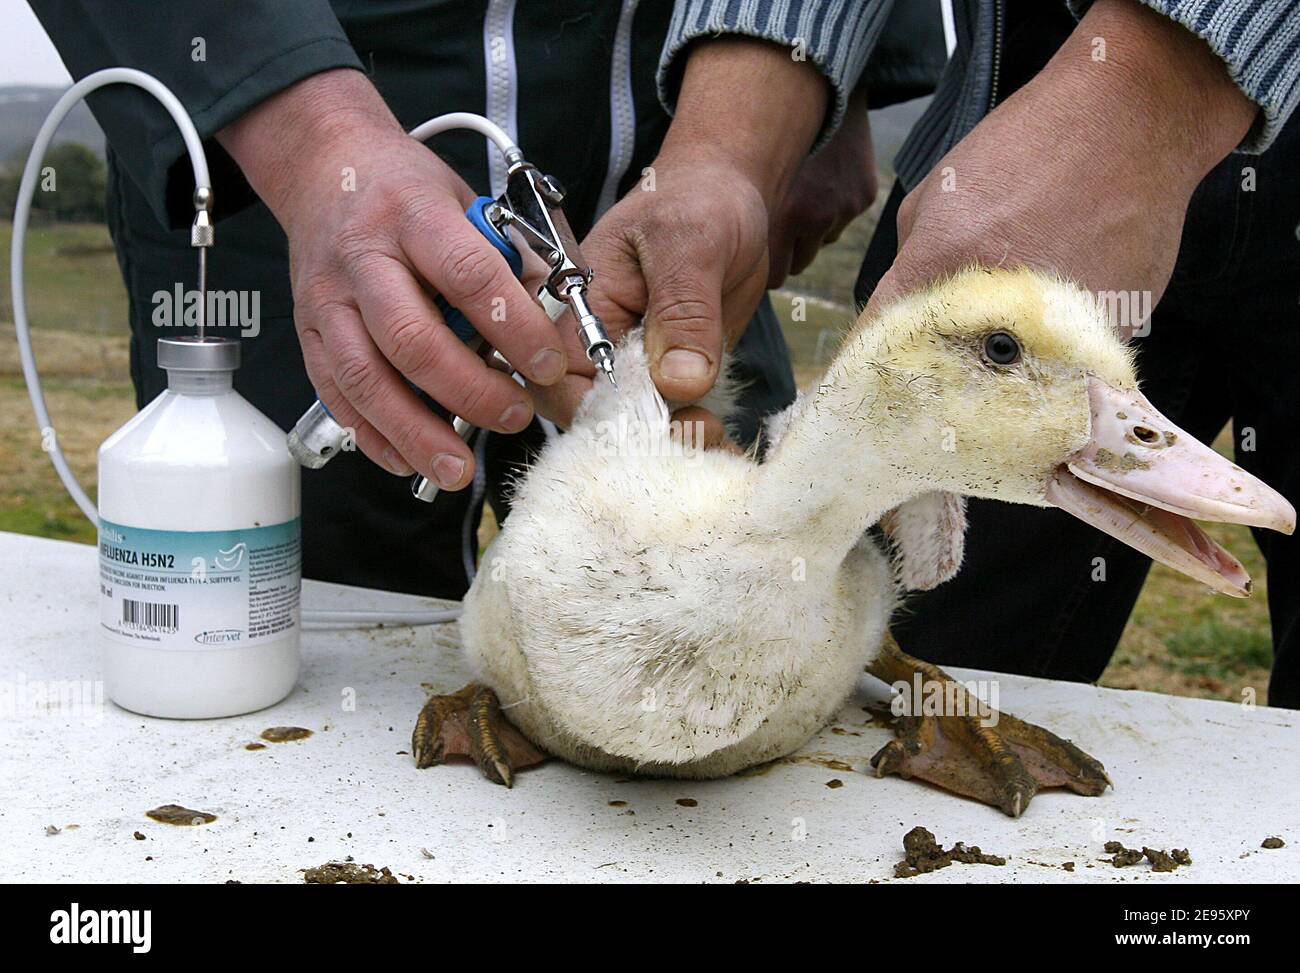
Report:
482,0,519,198
988,0,1004,111
595,0,641,218
468,0,519,577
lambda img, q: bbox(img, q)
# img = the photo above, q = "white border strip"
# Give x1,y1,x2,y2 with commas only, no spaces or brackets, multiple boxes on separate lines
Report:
595,0,641,217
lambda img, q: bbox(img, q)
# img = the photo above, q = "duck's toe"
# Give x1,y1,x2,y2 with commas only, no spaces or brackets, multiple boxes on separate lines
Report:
867,636,1110,817
869,709,1040,817
412,683,546,787
991,709,1112,797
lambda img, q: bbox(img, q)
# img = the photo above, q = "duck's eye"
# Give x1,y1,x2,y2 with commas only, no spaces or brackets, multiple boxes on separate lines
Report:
983,331,1022,365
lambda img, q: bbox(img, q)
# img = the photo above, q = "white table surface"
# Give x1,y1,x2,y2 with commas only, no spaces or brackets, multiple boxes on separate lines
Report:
1,531,1295,884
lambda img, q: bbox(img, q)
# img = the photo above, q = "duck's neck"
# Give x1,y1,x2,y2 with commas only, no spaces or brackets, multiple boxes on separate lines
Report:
751,330,939,566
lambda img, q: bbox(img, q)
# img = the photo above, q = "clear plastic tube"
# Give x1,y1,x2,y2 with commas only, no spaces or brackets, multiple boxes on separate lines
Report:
408,112,517,153
12,69,208,524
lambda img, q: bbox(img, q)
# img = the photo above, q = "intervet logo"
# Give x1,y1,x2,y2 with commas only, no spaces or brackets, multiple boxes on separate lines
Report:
49,903,151,953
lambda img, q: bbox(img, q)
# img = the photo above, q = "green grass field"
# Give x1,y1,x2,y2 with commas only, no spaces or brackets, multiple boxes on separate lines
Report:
0,220,1277,703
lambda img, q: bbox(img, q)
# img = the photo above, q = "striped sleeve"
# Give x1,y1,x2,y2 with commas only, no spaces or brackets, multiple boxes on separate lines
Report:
1071,0,1300,152
657,0,896,149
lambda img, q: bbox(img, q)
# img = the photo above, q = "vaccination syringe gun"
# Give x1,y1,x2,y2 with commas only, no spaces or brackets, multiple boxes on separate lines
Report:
288,147,618,503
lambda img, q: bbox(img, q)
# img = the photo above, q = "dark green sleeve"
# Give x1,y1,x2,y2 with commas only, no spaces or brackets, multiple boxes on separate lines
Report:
28,1,363,226
859,0,947,107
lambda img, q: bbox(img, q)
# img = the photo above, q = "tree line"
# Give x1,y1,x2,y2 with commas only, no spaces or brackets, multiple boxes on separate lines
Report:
0,142,105,223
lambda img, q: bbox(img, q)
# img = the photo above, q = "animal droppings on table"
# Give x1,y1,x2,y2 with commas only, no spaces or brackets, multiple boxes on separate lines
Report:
794,754,856,772
1138,848,1190,868
146,804,217,826
675,798,698,807
825,779,844,789
892,826,1006,878
1104,840,1190,871
813,756,853,772
245,742,266,751
738,751,858,777
302,861,400,884
1262,836,1285,849
133,831,146,840
1104,841,1145,867
260,726,312,743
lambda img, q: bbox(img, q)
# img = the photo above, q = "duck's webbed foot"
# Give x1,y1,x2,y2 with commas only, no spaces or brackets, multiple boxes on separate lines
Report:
412,683,545,787
866,636,1111,818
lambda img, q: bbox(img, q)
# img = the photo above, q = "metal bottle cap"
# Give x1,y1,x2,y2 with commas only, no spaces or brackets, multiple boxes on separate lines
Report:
157,337,240,372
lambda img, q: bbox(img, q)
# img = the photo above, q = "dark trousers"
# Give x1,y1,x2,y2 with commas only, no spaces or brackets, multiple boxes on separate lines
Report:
855,120,1300,707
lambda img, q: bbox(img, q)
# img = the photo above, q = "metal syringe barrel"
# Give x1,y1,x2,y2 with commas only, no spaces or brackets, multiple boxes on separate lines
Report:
287,399,347,468
560,281,613,364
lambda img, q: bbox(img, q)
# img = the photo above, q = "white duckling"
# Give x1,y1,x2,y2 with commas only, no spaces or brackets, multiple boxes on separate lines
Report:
413,267,1295,817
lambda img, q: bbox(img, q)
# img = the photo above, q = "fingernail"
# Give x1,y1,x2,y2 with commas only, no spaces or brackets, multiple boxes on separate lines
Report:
432,453,466,488
498,401,532,431
659,348,711,382
529,348,564,383
382,447,414,476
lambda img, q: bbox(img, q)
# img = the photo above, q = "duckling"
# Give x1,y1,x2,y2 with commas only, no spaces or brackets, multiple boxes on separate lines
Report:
413,267,1295,816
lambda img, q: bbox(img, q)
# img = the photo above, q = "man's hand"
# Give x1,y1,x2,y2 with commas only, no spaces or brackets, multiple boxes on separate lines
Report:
549,149,771,416
768,88,877,290
866,0,1256,322
532,38,829,425
219,69,567,488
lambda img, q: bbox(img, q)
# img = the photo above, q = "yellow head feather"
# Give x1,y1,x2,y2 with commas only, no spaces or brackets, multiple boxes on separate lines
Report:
822,266,1138,506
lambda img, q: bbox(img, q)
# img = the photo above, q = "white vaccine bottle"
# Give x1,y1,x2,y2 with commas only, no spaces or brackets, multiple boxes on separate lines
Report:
97,337,301,718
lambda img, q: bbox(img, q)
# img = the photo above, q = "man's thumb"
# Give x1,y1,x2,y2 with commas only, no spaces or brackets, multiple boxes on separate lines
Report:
644,274,725,403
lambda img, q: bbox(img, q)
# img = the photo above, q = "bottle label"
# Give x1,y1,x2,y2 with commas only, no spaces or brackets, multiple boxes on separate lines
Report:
99,518,301,650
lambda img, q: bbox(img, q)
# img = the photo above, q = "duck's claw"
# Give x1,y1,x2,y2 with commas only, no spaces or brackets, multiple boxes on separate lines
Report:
866,636,1111,818
412,683,546,787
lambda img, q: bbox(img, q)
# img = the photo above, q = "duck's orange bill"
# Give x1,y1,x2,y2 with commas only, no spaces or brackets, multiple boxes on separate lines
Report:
1045,377,1295,597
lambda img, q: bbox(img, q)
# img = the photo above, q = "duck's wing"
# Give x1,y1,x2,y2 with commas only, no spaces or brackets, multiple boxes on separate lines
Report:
570,331,671,431
880,491,968,591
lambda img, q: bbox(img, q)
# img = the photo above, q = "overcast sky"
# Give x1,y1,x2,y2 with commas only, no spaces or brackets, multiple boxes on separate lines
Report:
0,1,73,86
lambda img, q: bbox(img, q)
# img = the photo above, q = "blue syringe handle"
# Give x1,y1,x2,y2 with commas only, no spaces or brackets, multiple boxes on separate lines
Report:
434,196,523,344
286,196,521,469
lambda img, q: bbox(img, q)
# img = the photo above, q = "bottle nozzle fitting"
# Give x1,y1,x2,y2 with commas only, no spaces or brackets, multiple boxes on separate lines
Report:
191,186,214,247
